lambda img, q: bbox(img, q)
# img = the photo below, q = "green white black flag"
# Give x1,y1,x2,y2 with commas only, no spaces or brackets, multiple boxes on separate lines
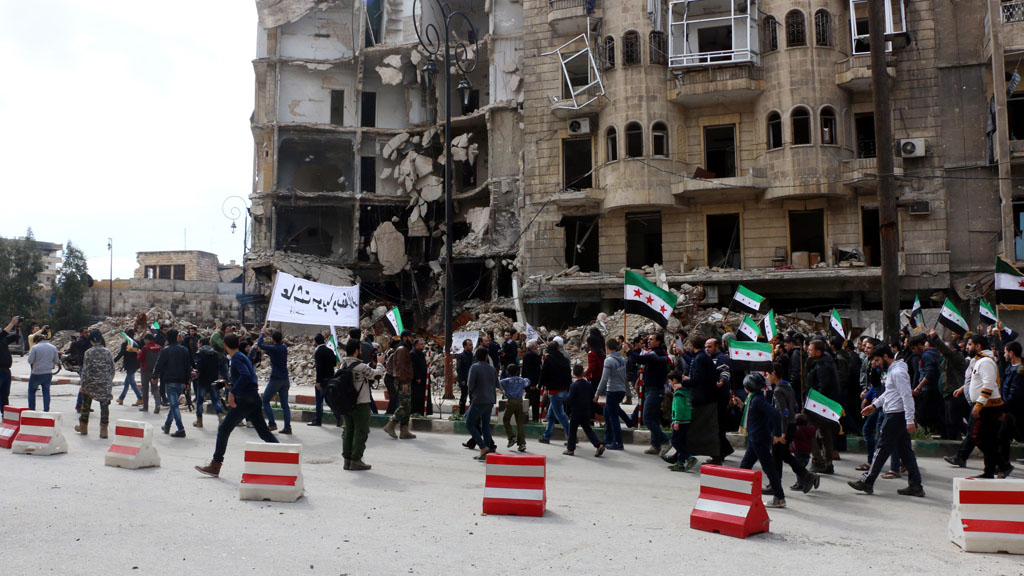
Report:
938,298,968,336
979,299,998,326
386,306,404,335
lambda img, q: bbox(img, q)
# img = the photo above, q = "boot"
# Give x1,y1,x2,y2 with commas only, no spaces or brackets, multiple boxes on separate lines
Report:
349,459,372,471
343,459,352,470
99,424,108,439
74,421,88,435
194,413,203,428
132,398,143,407
195,460,222,477
399,424,416,439
116,398,124,405
382,420,398,439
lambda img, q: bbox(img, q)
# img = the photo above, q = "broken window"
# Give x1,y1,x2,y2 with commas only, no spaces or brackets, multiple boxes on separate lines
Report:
789,209,825,261
650,31,667,66
626,212,663,269
855,113,876,158
361,92,376,127
360,156,377,194
562,137,593,190
785,10,806,47
172,265,185,280
277,135,355,192
453,263,493,300
365,0,383,47
623,31,641,65
144,266,156,279
546,34,606,111
562,215,600,273
357,205,404,263
603,36,616,70
330,90,345,126
767,112,783,150
815,10,833,47
607,126,618,162
761,16,778,53
849,0,905,54
1009,93,1024,141
562,51,592,100
820,107,837,145
625,122,643,158
706,213,741,269
462,89,480,115
703,124,736,178
278,205,355,260
792,106,811,145
158,265,171,280
862,206,880,266
462,159,477,188
668,0,759,66
652,122,669,157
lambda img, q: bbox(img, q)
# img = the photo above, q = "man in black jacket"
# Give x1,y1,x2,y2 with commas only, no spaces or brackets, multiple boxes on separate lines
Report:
113,329,142,406
633,332,671,456
310,333,339,426
194,337,224,427
351,329,379,414
806,339,841,474
500,329,519,378
784,336,804,401
152,329,192,438
539,342,572,443
0,316,23,412
410,338,430,415
521,340,542,422
456,338,474,416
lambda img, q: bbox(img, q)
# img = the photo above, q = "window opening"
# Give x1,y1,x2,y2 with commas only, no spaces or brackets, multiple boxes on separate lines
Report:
331,90,345,125
1014,200,1024,260
623,31,641,65
365,0,383,47
668,0,759,67
706,213,741,269
792,107,811,145
603,35,616,70
767,112,782,149
625,122,644,158
788,209,825,262
361,91,377,127
761,16,778,53
626,211,663,269
650,31,667,65
850,0,905,54
607,127,618,162
785,10,806,47
144,266,156,279
1009,93,1024,141
158,265,171,280
545,34,606,111
172,265,185,280
814,10,833,47
820,107,837,145
360,156,377,194
562,137,593,189
703,124,736,178
562,215,600,272
652,122,669,157
861,206,880,266
855,113,876,158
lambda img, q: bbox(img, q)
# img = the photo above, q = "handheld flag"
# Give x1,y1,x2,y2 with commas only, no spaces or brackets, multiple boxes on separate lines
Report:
727,340,773,370
327,325,342,362
805,388,843,424
979,299,998,326
385,306,404,335
761,309,777,341
525,323,539,342
737,315,762,342
909,295,925,329
731,284,765,313
624,270,678,328
119,332,139,350
828,309,845,340
938,298,968,336
995,256,1024,309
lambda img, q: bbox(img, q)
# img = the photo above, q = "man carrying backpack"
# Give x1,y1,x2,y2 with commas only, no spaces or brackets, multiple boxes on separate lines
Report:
336,339,385,471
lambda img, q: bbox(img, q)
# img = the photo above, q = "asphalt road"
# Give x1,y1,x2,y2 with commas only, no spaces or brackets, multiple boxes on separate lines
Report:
1,381,1021,575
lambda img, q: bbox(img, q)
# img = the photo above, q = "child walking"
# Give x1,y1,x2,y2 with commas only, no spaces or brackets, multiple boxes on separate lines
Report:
667,371,697,472
565,364,605,457
499,364,529,452
737,372,787,508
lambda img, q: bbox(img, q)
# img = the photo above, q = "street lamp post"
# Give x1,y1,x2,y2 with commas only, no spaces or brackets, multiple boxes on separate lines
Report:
413,0,478,402
107,238,113,316
222,196,251,326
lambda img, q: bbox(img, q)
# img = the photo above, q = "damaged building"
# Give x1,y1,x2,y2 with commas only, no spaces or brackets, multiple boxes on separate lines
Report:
249,0,524,330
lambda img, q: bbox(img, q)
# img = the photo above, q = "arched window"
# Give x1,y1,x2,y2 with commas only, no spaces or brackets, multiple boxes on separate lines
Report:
652,122,669,156
607,126,618,161
623,31,641,66
625,121,643,157
814,10,833,47
761,16,778,53
649,31,667,66
767,112,783,150
603,35,616,70
785,10,806,47
792,106,811,145
820,107,837,145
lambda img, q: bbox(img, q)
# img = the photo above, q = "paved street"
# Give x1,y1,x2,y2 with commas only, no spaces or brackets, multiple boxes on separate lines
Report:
2,383,1021,576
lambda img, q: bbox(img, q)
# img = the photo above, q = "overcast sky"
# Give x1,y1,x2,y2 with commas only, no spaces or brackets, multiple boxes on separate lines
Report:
0,1,258,280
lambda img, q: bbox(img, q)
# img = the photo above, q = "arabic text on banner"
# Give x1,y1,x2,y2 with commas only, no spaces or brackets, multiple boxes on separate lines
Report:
267,271,360,327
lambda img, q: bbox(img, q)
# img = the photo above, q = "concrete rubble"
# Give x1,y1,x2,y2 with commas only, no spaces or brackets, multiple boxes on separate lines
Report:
369,221,409,276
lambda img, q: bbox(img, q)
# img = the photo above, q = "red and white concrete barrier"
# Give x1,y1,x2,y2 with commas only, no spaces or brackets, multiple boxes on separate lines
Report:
949,477,1024,554
11,411,68,456
0,405,27,449
690,464,771,539
482,453,546,517
105,420,161,469
239,442,304,502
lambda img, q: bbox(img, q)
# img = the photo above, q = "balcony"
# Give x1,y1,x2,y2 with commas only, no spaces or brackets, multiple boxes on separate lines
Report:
668,65,764,106
835,54,895,92
840,156,903,189
668,0,759,68
1011,139,1024,164
671,167,768,201
548,0,601,36
1001,0,1024,52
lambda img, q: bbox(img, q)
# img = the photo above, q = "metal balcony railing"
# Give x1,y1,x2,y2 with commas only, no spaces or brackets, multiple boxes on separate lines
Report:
1004,0,1024,23
549,0,597,10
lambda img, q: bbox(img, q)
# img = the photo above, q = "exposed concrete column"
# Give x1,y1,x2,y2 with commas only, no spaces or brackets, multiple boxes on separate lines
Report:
989,0,1014,259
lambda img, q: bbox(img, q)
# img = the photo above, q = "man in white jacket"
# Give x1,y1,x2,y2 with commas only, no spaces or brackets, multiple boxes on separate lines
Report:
958,334,1006,478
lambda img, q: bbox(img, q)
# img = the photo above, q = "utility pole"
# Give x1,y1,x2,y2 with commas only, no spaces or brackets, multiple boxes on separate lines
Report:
107,238,113,316
868,0,899,344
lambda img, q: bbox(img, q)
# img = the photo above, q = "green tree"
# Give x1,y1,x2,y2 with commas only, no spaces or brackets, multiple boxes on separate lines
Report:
0,228,45,320
51,241,90,330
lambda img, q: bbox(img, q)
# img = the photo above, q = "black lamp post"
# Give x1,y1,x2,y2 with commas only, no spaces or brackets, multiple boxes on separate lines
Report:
413,0,478,401
222,195,251,326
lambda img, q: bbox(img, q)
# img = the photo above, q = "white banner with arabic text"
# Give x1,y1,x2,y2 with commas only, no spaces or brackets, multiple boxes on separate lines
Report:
266,271,360,327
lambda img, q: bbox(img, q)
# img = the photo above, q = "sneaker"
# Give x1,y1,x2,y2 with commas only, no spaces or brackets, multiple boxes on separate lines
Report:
507,439,516,448
538,438,551,444
154,406,160,415
605,443,624,451
791,482,804,491
848,480,873,495
170,430,186,438
765,497,786,509
661,451,677,464
659,444,671,458
307,421,322,427
595,445,605,457
462,440,476,449
703,457,723,466
802,473,819,494
683,457,698,472
943,455,966,468
517,444,527,452
563,449,575,456
161,425,170,435
644,446,661,455
279,428,292,435
267,424,278,431
668,463,687,472
997,465,1015,479
897,485,926,497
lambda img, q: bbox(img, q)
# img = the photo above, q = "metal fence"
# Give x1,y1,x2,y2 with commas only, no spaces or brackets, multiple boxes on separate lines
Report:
1004,0,1024,23
549,0,596,10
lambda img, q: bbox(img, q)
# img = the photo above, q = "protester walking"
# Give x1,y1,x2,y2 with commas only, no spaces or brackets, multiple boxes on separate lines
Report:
538,341,571,445
76,330,115,438
153,329,192,438
258,329,292,434
339,339,386,471
499,364,529,451
595,339,628,450
137,334,163,414
564,364,605,457
632,332,671,456
310,333,339,426
26,331,60,412
666,371,697,471
113,329,142,406
466,347,498,461
382,330,416,440
736,373,788,508
194,338,224,427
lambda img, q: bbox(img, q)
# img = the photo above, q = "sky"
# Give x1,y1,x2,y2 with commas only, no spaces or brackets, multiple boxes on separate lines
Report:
0,1,258,280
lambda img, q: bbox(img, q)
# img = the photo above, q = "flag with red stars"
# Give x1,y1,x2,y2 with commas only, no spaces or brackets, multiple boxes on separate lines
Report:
624,270,678,328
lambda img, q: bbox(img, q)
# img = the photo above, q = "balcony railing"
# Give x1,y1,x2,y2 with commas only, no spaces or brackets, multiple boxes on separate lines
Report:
549,0,597,10
1004,0,1024,23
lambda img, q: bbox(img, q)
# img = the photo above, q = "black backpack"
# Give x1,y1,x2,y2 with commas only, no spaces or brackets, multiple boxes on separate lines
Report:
324,360,362,416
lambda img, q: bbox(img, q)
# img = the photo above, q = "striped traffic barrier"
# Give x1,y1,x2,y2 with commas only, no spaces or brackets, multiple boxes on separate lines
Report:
105,420,161,469
949,477,1024,554
0,405,27,449
690,464,771,539
239,442,304,502
482,453,546,517
11,411,68,456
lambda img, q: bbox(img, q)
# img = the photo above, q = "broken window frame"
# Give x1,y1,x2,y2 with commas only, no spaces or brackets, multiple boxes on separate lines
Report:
606,126,618,162
144,266,156,279
814,9,833,47
855,113,876,158
649,31,668,66
766,111,783,150
668,0,760,68
791,106,811,145
562,137,594,190
761,16,778,53
626,211,664,269
625,121,644,158
652,121,669,157
603,35,616,70
172,265,185,281
544,34,607,111
785,10,806,48
849,0,905,55
158,265,172,280
622,30,641,65
820,106,837,145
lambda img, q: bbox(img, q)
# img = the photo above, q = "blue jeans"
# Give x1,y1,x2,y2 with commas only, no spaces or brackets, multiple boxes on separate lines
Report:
164,382,185,431
119,369,141,400
0,368,11,411
27,372,52,411
603,390,626,446
262,377,291,429
543,390,570,441
195,383,223,415
862,410,879,463
643,388,668,448
465,402,494,449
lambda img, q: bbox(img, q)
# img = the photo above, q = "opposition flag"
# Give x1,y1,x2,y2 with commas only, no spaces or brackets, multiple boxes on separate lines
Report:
119,332,139,350
624,270,678,328
737,315,762,342
805,388,843,424
731,284,765,313
979,299,998,326
938,298,969,336
909,295,925,329
385,306,405,335
728,340,773,370
525,323,539,342
327,325,342,362
761,309,778,342
829,309,845,340
995,256,1024,309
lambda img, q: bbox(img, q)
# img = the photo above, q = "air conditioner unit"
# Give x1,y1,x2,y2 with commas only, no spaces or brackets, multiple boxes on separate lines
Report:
898,138,926,158
567,118,591,135
909,200,931,215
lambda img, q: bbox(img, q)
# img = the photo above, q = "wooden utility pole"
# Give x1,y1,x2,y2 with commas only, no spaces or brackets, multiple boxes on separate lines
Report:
868,0,900,344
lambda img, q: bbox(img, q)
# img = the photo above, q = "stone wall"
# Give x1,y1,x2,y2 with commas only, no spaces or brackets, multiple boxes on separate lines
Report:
87,278,242,322
134,251,221,282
